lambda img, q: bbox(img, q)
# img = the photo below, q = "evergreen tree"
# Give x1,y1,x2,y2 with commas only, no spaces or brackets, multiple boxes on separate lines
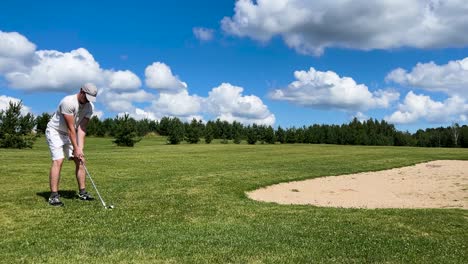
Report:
149,120,159,134
186,118,201,144
158,117,171,136
167,117,185,144
136,118,152,137
232,121,243,144
257,125,267,144
414,129,430,147
86,116,102,136
296,127,306,143
339,124,352,145
35,112,51,134
214,119,223,139
246,125,257,144
197,119,205,137
285,127,297,143
219,120,231,143
310,124,323,144
459,125,468,147
276,126,286,144
112,114,141,147
264,126,276,144
0,101,37,148
394,131,415,146
204,121,215,144
102,118,116,137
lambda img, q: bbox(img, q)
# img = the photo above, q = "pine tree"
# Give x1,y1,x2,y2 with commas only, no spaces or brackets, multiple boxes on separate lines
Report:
86,116,102,136
276,126,285,143
35,112,51,135
459,125,468,147
285,127,297,143
112,114,141,147
167,117,185,144
158,117,171,136
232,121,243,144
264,126,276,144
246,125,257,144
204,121,215,144
186,118,201,144
0,101,36,148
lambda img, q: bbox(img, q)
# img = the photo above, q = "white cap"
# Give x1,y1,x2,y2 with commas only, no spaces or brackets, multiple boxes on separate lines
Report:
81,83,98,102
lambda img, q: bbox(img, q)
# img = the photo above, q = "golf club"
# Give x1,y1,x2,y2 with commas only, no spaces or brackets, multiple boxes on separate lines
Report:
81,162,114,209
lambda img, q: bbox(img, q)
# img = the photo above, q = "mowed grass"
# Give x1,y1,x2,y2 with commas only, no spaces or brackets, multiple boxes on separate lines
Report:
1,137,467,263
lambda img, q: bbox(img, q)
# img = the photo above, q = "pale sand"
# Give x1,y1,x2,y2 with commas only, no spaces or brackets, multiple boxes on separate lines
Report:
247,160,468,209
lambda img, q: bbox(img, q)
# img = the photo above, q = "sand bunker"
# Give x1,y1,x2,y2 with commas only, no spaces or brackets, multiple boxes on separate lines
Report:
247,160,468,209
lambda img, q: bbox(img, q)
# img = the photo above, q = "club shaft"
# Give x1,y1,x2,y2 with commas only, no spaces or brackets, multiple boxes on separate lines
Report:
82,164,107,207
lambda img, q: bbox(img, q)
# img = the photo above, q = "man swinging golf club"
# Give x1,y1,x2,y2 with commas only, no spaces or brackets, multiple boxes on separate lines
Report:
45,83,98,206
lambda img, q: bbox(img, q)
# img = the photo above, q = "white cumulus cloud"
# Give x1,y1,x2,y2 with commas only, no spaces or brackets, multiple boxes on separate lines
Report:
208,83,275,126
0,31,36,74
0,30,147,117
222,0,468,55
385,91,468,124
0,31,144,92
0,31,36,58
150,90,203,117
270,67,399,112
98,62,276,125
133,108,159,120
107,70,142,91
1,40,143,93
145,62,187,93
99,88,156,113
5,48,103,91
386,57,468,98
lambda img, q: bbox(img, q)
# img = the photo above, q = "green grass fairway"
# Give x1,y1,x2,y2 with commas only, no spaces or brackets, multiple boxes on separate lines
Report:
1,137,467,263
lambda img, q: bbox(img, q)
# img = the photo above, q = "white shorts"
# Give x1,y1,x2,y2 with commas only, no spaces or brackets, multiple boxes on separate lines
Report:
46,128,73,161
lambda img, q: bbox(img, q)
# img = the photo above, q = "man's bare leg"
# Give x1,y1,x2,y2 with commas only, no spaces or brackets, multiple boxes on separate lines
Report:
74,158,86,190
74,159,94,200
49,159,65,206
49,159,64,193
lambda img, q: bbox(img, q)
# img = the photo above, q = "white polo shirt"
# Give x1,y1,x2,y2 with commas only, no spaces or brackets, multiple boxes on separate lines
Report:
47,95,93,133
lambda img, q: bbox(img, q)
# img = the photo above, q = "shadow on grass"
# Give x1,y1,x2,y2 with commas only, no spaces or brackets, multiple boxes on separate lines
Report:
36,190,77,201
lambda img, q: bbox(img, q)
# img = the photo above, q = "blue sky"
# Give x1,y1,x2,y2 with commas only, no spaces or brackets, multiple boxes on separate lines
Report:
1,0,467,132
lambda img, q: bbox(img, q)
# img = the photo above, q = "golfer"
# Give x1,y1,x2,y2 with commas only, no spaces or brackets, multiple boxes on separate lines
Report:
45,83,98,206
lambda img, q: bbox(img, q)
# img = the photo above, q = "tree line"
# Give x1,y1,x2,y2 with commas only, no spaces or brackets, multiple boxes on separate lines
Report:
1,101,468,148
37,111,468,148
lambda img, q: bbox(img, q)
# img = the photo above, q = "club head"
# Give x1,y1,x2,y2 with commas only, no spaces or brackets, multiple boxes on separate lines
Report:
107,205,115,209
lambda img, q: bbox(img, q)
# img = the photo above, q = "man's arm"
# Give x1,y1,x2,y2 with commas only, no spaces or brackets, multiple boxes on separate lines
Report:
63,114,83,160
77,117,90,151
